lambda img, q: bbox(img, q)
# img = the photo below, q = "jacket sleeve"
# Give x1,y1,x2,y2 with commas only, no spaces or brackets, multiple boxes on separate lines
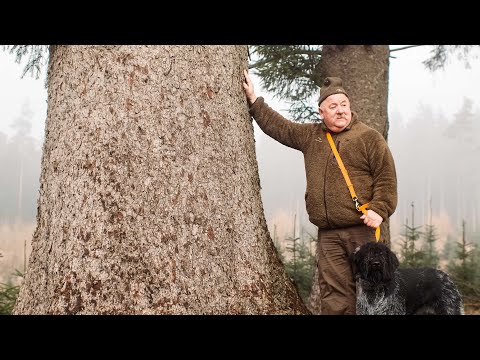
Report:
249,97,310,151
366,136,398,220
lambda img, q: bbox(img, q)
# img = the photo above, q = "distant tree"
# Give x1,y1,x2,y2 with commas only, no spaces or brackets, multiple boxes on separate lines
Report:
443,234,458,262
445,98,478,146
272,224,287,265
0,102,42,222
0,270,22,315
399,202,425,267
421,223,440,268
284,223,300,282
400,223,425,267
451,220,470,273
443,99,480,226
447,220,480,307
422,198,440,268
282,224,316,303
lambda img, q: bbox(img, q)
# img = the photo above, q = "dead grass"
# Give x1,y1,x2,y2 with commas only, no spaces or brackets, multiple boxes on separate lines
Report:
464,302,480,315
0,221,35,285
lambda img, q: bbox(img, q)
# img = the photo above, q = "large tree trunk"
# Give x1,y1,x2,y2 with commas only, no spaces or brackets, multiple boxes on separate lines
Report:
308,45,391,314
13,45,309,314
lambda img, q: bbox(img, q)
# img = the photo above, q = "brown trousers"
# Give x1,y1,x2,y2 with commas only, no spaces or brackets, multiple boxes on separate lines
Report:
317,225,378,315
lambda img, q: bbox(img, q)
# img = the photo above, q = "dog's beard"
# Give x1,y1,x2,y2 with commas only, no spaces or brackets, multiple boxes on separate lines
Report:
354,242,398,287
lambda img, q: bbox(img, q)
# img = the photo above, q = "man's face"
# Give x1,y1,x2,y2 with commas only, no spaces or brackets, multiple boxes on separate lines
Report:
318,94,352,133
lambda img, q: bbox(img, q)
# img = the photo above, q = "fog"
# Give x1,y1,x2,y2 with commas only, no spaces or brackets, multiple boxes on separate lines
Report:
1,46,479,277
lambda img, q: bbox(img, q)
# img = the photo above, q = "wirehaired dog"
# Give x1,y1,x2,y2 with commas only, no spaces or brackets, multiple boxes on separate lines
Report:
350,241,464,315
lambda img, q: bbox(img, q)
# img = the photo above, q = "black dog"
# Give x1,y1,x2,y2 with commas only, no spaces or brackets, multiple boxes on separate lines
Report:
350,241,464,315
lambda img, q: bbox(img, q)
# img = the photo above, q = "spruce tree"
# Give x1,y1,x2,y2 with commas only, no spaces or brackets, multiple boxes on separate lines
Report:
399,202,425,267
282,217,316,302
421,223,440,268
448,220,480,309
421,204,440,268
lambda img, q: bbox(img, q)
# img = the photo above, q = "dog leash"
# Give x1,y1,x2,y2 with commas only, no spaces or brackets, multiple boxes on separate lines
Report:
325,131,381,242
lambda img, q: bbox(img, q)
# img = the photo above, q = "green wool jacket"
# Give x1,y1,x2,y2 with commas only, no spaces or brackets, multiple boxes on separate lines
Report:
249,97,397,230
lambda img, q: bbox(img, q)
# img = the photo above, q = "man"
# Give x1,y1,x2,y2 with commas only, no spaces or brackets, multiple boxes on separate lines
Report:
243,70,398,315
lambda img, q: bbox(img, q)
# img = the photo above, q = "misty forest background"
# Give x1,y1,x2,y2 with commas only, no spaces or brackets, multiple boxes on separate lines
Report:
1,46,480,313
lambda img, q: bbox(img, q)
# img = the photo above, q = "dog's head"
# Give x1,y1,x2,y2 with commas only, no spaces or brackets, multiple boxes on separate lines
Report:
350,242,399,283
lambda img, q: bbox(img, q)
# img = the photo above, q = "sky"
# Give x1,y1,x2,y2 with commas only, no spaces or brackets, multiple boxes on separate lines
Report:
0,46,479,141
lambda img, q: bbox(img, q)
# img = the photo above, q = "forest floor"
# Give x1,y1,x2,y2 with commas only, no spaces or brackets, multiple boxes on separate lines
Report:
465,303,480,315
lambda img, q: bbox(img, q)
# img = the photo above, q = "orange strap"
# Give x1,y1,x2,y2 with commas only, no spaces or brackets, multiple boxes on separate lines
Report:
325,132,380,242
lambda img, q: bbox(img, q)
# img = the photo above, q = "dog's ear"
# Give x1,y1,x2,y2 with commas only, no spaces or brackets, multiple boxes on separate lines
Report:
384,246,400,280
349,246,361,278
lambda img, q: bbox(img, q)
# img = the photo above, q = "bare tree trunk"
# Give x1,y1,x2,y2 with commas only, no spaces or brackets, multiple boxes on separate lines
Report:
306,261,322,315
308,45,391,313
318,45,390,139
13,45,309,314
17,156,24,220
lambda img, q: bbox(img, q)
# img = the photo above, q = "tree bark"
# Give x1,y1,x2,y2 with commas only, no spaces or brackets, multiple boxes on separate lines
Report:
13,45,309,314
